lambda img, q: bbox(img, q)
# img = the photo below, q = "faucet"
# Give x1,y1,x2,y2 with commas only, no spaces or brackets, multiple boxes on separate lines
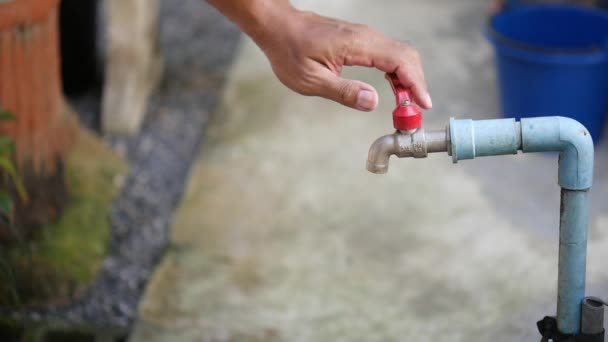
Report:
369,74,598,339
366,128,448,174
366,73,450,174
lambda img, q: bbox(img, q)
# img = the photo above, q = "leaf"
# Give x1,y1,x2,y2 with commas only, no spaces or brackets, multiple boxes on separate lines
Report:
0,157,17,179
0,192,13,216
0,157,27,202
0,136,14,157
0,108,15,121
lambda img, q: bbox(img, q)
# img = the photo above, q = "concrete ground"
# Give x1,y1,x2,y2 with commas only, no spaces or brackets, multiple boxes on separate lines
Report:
130,0,608,341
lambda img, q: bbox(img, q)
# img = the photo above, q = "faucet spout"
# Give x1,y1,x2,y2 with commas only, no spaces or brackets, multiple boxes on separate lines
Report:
366,134,397,174
366,128,449,174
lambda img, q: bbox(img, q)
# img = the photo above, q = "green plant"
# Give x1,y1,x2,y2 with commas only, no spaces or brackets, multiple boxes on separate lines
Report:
0,106,27,239
0,127,127,309
0,106,27,307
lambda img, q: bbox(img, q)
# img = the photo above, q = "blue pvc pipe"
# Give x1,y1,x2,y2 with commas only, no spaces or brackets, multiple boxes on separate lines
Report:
449,116,594,335
449,118,519,163
521,117,594,190
558,189,589,334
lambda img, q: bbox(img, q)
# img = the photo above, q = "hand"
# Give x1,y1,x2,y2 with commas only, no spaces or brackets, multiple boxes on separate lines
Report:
256,10,432,112
208,0,432,112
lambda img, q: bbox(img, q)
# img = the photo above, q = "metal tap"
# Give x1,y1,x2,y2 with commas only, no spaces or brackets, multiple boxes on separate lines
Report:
366,128,449,174
366,73,448,173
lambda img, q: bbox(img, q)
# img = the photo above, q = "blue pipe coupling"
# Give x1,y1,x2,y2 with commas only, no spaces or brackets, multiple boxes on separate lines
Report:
449,117,521,162
449,116,593,190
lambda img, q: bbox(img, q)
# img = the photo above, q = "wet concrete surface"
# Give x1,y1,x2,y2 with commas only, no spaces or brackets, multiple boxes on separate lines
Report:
130,1,608,341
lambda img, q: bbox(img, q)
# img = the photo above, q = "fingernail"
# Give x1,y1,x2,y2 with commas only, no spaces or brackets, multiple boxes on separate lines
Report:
424,92,433,108
356,90,377,111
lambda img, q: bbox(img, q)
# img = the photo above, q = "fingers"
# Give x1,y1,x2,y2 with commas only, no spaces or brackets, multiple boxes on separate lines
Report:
262,11,431,112
381,42,432,109
395,63,433,110
345,28,433,109
316,68,379,111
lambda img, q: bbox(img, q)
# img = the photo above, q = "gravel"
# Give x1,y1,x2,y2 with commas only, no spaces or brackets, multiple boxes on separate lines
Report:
6,0,241,336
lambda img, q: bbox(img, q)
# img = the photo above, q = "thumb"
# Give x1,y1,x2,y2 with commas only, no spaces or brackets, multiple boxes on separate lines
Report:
318,70,379,112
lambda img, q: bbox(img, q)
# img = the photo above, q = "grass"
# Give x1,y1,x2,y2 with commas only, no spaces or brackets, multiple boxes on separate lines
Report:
0,128,128,308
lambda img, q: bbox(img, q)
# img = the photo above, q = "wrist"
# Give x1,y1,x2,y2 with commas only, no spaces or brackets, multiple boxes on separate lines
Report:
242,1,299,48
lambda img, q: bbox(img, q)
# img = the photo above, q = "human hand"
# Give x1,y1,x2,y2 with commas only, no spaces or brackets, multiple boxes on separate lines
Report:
208,0,431,112
255,9,432,112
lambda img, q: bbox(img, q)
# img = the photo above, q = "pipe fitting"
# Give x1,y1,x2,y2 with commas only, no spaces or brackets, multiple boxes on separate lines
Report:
521,117,594,190
581,296,606,335
448,118,521,163
447,116,593,190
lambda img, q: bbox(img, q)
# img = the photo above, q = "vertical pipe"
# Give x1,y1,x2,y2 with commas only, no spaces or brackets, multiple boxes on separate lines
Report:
445,117,593,335
557,189,589,335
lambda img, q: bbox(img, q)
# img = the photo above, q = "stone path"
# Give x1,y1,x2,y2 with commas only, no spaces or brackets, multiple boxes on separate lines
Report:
130,1,608,341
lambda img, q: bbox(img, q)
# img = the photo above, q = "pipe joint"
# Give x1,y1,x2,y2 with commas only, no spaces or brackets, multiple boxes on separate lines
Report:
521,117,594,190
449,117,521,163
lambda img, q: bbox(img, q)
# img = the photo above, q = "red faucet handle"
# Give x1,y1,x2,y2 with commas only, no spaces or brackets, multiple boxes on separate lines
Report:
385,73,422,131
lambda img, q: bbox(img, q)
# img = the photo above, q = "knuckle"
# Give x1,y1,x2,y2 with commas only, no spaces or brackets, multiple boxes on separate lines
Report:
290,80,312,96
398,49,422,71
410,48,421,62
352,23,370,33
335,23,370,57
400,43,420,61
298,85,316,97
386,42,411,66
397,41,419,59
337,82,356,103
292,73,318,96
336,23,360,36
335,22,369,43
273,62,319,96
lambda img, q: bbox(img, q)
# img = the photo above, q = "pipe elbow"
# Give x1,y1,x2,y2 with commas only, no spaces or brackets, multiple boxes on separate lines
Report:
521,116,594,190
556,117,594,190
366,134,397,174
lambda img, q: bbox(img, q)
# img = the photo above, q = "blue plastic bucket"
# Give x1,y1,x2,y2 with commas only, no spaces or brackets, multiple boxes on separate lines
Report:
486,5,608,142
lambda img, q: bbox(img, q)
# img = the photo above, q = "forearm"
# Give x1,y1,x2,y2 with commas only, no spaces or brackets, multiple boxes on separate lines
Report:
207,0,296,46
